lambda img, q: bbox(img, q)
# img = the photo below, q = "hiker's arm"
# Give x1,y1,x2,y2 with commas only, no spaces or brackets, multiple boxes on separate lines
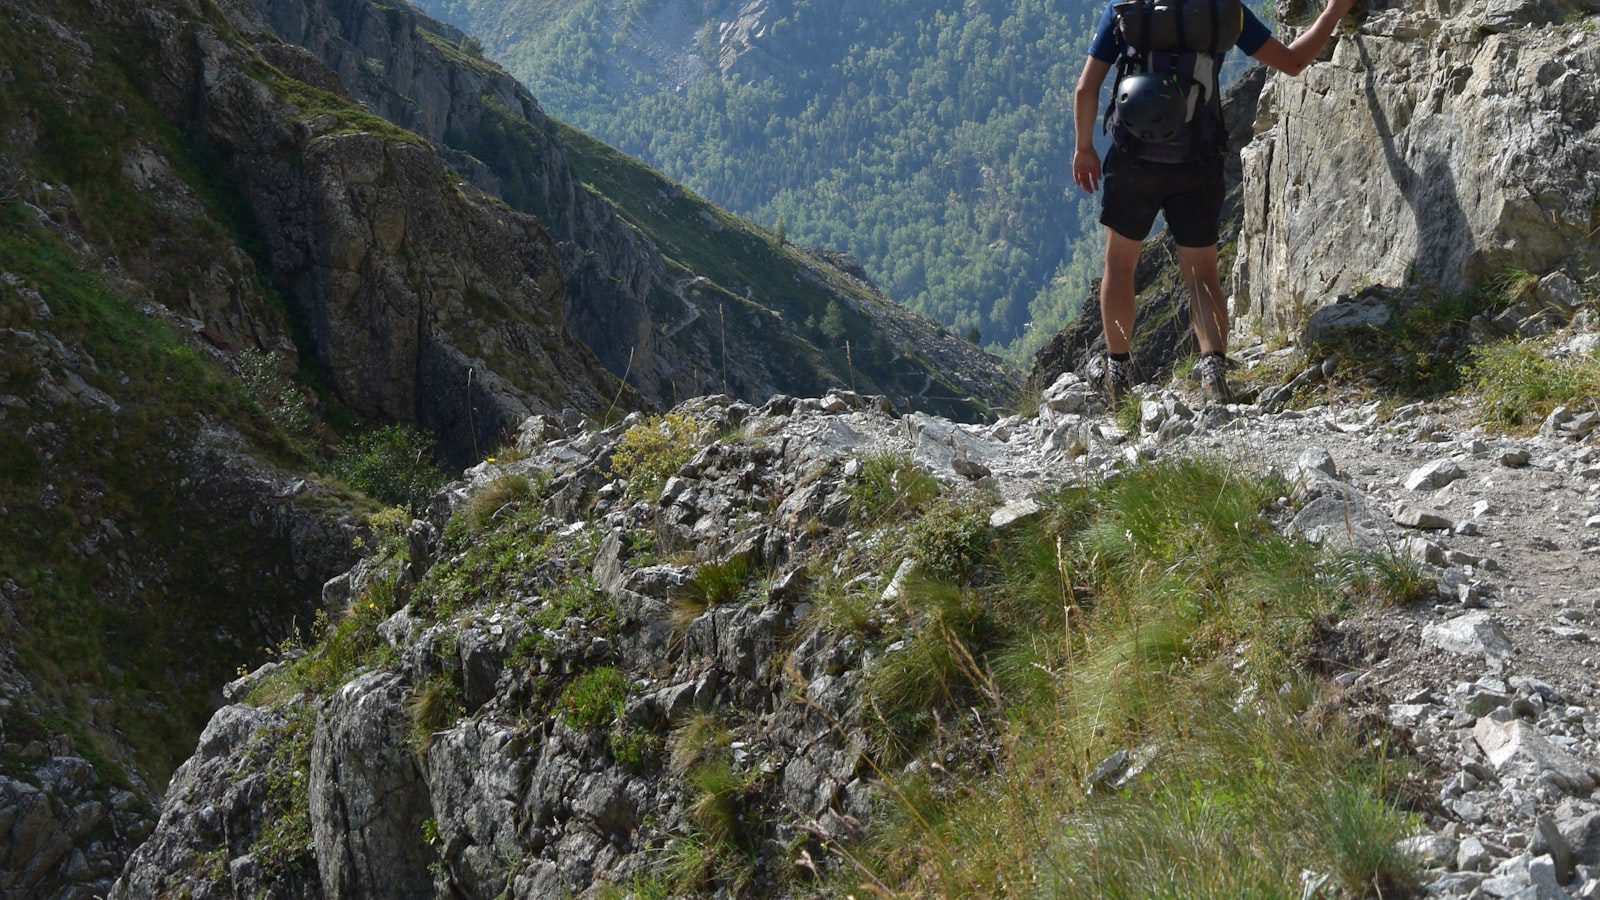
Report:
1251,0,1357,76
1073,57,1114,193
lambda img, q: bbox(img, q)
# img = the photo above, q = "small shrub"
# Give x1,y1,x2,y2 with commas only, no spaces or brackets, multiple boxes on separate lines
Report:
237,349,314,438
848,452,941,523
910,502,995,583
365,506,412,558
333,425,447,515
559,667,628,729
608,727,660,771
610,413,713,500
1467,340,1600,430
409,675,464,755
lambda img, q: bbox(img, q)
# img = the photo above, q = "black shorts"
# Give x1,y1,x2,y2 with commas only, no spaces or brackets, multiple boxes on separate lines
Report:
1099,145,1225,248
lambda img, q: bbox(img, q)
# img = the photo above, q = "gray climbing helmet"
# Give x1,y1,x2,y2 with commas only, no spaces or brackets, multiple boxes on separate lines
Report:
1114,73,1190,144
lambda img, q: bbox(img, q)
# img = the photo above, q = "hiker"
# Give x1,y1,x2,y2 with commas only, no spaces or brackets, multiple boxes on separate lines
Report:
1072,0,1357,406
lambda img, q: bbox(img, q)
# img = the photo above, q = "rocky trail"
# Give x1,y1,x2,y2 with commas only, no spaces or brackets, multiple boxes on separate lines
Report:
984,347,1600,899
102,314,1600,898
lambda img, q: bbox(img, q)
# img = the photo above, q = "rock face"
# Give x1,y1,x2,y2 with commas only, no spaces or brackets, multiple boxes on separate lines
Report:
1234,0,1600,334
138,0,622,466
250,0,1016,421
247,0,668,397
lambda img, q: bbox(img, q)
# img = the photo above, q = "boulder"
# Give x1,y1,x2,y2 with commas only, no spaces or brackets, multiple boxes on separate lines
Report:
1404,459,1465,492
1475,717,1598,793
1422,612,1513,659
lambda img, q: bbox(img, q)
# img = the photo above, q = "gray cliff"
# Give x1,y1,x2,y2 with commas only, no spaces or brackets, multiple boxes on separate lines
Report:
1234,0,1600,333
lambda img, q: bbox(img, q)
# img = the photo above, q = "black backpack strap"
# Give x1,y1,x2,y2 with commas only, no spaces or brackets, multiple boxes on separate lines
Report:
1103,54,1132,135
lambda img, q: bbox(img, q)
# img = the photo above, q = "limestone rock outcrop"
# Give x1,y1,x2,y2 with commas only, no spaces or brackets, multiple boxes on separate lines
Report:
1234,0,1600,334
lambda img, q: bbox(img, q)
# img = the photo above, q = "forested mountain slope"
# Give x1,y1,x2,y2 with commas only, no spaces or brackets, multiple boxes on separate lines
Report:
414,0,1113,360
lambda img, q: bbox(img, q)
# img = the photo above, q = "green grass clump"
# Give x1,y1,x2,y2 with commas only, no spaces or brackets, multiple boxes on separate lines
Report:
332,425,448,515
847,452,941,524
807,571,878,636
559,667,629,729
420,503,555,619
269,74,428,146
450,473,538,538
1114,393,1144,434
408,674,465,756
674,555,754,631
1466,340,1600,430
864,580,992,762
532,577,617,633
1312,286,1484,400
669,713,733,777
610,413,713,500
1034,697,1416,898
847,458,1421,896
1350,548,1437,607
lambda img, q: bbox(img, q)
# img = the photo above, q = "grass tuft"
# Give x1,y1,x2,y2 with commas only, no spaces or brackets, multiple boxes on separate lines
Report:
847,452,941,524
453,473,537,537
844,458,1421,896
673,555,754,632
408,674,464,756
1114,393,1144,434
1466,340,1600,431
670,713,732,777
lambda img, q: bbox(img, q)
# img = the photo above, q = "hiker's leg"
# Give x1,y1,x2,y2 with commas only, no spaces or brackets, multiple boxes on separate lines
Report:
1177,243,1228,355
1100,228,1142,355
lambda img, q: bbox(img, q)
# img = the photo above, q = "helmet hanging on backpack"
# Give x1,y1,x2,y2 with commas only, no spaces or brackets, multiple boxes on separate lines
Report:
1113,73,1191,144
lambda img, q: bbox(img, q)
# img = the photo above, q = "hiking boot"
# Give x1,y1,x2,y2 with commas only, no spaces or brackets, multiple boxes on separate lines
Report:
1101,354,1134,410
1196,354,1232,405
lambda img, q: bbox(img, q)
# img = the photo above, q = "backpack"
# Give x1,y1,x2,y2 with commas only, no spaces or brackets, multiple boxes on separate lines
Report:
1106,0,1244,163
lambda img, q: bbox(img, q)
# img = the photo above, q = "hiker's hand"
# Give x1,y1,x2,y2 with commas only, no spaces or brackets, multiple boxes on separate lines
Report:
1073,147,1101,194
1325,0,1357,16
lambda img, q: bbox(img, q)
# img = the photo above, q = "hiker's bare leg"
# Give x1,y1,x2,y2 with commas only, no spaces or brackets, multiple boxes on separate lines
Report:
1100,228,1142,355
1178,243,1228,355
